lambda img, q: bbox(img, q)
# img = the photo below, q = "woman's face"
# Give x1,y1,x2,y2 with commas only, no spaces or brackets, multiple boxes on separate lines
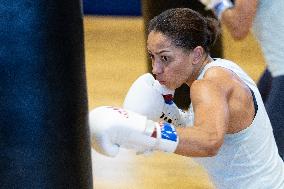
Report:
147,31,195,90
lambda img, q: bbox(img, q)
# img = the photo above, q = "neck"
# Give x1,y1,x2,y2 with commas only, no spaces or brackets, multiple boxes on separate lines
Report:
198,56,214,75
186,55,214,86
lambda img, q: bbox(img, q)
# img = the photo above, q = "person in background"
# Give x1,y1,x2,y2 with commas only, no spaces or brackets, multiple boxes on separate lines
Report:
198,0,284,159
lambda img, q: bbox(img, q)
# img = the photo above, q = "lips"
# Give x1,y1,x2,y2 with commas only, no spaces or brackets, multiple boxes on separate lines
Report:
157,80,166,85
155,75,166,85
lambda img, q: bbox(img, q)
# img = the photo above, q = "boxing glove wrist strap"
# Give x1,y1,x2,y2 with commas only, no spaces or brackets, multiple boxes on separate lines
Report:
146,120,179,153
214,0,233,19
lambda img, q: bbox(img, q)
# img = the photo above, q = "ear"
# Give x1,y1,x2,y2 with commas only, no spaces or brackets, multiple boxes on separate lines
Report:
192,46,204,65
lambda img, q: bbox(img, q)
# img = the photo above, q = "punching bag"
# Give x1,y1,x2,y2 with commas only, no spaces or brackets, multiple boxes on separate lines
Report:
0,0,93,188
142,0,223,109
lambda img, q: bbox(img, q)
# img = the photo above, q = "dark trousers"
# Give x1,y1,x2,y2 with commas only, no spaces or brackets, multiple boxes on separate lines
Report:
258,68,284,159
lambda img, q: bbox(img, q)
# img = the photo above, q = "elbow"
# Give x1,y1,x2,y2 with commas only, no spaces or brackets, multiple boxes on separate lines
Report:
205,139,224,157
230,30,250,41
227,22,251,40
206,147,220,157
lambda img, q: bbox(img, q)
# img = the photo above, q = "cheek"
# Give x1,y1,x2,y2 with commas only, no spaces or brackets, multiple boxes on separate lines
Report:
164,66,188,88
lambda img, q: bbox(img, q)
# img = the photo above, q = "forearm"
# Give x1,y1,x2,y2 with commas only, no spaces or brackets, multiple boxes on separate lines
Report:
175,126,223,157
221,0,258,40
221,7,251,40
199,0,257,40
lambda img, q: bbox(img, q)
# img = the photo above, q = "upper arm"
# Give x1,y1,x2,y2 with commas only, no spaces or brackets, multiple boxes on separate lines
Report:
222,0,258,40
174,76,231,157
190,79,230,145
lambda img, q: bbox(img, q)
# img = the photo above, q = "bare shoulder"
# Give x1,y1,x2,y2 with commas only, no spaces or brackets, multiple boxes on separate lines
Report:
204,66,235,81
190,66,254,133
190,67,234,104
191,84,224,105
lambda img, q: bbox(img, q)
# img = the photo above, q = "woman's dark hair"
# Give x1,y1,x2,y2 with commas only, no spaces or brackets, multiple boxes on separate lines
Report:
148,8,220,53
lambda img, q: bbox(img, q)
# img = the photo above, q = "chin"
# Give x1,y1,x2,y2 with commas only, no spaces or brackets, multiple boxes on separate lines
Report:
163,81,180,90
166,84,177,91
174,83,186,90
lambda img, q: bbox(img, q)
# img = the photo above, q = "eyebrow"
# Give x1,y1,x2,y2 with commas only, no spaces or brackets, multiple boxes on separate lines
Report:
148,49,171,54
156,50,171,54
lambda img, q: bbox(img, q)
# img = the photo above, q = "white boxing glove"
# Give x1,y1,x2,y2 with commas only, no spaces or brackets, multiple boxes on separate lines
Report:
123,73,174,122
89,106,179,157
152,80,194,127
123,73,193,127
199,0,233,19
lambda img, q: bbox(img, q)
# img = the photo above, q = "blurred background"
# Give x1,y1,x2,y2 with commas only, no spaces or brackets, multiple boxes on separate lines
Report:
83,1,265,188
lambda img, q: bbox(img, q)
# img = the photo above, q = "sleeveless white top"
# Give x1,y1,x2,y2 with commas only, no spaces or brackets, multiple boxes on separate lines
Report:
190,59,284,189
252,0,284,77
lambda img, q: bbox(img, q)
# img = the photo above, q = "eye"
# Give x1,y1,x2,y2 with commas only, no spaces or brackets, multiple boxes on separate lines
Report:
161,56,168,62
148,52,154,60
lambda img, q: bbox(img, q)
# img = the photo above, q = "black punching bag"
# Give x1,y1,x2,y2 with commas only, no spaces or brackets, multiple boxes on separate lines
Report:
142,0,223,109
0,0,93,188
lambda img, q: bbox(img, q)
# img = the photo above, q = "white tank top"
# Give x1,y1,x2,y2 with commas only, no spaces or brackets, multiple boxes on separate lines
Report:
191,59,284,189
252,0,284,77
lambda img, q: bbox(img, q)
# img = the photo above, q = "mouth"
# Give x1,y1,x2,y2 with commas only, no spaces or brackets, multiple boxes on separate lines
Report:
157,80,166,85
154,75,167,85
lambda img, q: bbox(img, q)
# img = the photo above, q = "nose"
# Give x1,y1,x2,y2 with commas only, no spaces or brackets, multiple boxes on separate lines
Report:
152,61,163,75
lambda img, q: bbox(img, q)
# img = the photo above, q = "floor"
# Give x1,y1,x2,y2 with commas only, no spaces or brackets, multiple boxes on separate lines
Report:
83,16,266,189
